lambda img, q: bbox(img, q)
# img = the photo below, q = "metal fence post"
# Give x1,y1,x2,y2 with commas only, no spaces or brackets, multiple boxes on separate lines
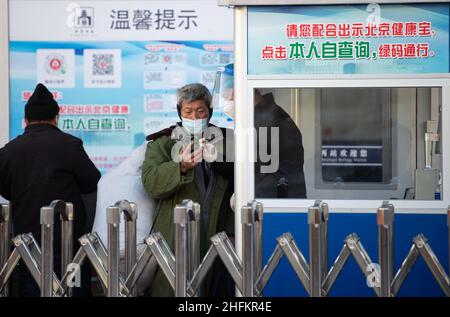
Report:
241,205,255,297
121,201,137,296
174,203,189,297
107,206,121,297
0,204,10,297
321,202,329,280
187,201,201,296
308,201,323,297
40,206,54,297
61,202,74,297
253,201,264,289
377,201,394,297
447,206,450,275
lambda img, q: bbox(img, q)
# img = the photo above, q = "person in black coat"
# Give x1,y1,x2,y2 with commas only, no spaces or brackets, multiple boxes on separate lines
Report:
254,89,307,198
0,83,101,296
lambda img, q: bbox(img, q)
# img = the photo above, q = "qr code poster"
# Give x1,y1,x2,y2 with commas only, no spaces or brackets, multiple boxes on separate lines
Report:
143,117,178,136
200,71,216,87
200,52,233,66
84,49,122,88
144,94,177,113
144,53,187,66
144,70,187,90
36,49,75,88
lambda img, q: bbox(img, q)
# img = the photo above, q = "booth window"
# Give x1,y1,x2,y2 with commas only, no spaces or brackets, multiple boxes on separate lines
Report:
254,87,442,200
319,88,392,184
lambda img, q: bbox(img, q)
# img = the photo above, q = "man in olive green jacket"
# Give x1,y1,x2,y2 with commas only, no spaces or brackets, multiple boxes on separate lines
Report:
142,83,235,297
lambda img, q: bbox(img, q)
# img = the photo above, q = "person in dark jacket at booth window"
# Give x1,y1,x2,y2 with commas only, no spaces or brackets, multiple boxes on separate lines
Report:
0,83,101,296
254,89,307,199
216,64,306,199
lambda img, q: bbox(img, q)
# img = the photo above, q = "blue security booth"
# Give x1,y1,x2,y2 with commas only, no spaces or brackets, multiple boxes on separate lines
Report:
221,0,450,296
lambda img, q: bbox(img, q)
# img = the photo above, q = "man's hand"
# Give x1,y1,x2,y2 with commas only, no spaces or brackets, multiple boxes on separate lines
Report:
202,138,218,163
229,193,235,212
179,141,203,174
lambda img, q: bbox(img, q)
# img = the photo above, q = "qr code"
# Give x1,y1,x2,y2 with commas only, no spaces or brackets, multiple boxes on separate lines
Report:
93,54,114,75
144,94,164,112
145,71,163,84
160,54,173,64
144,53,160,65
219,53,232,64
201,71,216,86
200,53,219,65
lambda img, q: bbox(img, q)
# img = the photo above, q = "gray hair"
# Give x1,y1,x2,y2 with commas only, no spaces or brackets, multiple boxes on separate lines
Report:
176,83,212,108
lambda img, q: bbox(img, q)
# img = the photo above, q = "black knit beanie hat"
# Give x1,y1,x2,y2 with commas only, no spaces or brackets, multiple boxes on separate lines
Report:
25,83,59,121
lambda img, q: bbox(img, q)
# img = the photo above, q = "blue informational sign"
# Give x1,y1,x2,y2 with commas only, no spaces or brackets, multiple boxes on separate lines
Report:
8,0,234,173
248,3,450,75
9,41,233,172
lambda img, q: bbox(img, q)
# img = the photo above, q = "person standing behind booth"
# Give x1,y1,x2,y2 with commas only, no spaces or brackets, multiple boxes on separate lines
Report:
254,89,307,198
215,63,306,199
142,83,235,297
0,83,101,296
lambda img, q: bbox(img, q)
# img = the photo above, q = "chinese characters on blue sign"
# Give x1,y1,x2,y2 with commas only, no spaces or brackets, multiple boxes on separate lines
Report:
248,4,449,75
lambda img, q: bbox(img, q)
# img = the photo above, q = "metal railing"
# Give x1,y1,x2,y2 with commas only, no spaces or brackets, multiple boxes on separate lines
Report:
0,203,11,297
75,200,138,297
0,200,73,297
0,199,449,297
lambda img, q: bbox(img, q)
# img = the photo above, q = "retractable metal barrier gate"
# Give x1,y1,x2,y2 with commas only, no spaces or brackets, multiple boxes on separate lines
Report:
131,199,262,297
21,199,203,297
195,199,448,298
321,203,449,297
253,201,450,297
0,199,139,297
180,200,264,297
1,199,448,297
70,199,200,297
128,200,201,297
71,200,138,297
0,200,73,297
0,204,11,297
250,200,329,297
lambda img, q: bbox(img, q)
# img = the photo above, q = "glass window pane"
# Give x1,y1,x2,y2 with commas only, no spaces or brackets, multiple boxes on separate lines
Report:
253,87,442,200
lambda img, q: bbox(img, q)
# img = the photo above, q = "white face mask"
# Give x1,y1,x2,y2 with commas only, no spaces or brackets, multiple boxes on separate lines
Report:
223,100,235,119
182,117,208,136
